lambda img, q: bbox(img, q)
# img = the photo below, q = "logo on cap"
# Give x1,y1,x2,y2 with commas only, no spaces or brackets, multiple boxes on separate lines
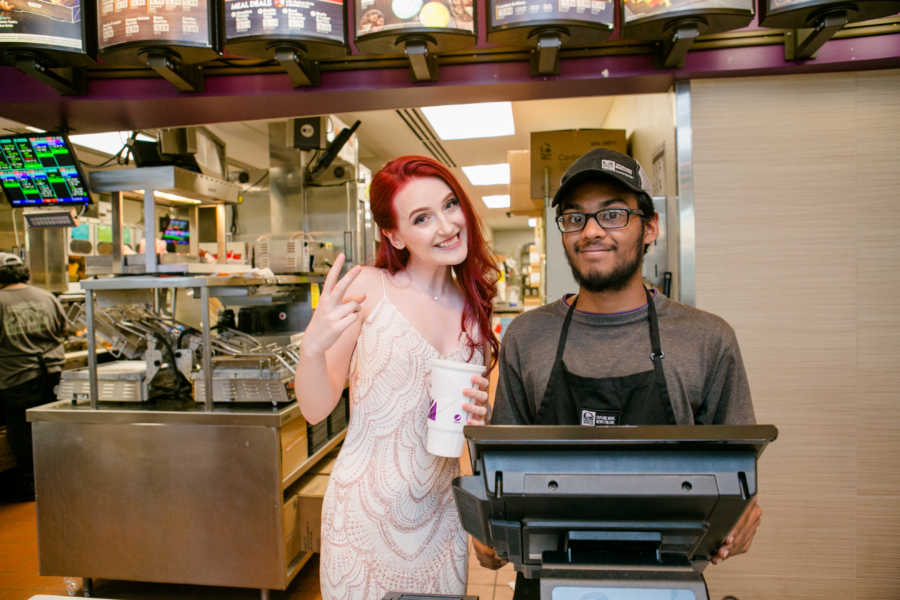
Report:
602,159,634,179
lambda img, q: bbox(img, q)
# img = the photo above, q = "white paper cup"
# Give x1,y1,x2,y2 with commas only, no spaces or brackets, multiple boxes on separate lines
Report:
425,358,484,457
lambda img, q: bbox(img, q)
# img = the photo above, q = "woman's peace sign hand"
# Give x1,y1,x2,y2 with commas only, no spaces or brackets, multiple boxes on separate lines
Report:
300,253,367,357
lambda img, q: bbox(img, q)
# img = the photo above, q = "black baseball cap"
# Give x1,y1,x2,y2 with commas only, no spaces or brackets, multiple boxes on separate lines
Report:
551,148,653,207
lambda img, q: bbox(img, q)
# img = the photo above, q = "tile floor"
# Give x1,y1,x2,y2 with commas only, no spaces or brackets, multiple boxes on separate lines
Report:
0,493,517,600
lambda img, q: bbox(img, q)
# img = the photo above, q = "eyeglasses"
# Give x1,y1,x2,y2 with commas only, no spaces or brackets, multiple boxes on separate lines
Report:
556,208,645,233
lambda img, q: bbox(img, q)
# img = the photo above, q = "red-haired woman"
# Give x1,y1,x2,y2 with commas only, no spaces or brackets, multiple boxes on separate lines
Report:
295,156,499,598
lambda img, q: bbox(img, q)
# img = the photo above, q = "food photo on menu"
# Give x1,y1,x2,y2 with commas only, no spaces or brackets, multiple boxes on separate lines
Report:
0,0,82,48
356,0,472,34
624,0,749,18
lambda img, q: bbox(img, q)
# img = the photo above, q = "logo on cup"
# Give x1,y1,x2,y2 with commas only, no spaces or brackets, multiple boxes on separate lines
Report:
428,400,437,421
454,413,462,423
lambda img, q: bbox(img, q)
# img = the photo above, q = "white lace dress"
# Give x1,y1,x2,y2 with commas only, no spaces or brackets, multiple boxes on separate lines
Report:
319,286,478,599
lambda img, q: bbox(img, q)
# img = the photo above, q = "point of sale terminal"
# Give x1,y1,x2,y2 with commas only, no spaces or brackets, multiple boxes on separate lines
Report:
384,424,776,600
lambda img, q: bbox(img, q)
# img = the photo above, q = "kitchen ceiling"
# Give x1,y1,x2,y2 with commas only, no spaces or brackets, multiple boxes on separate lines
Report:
1,95,620,233
338,95,616,232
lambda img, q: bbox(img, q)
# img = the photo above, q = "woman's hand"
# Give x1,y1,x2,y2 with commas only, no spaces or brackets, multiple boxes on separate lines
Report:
462,374,491,425
300,253,366,358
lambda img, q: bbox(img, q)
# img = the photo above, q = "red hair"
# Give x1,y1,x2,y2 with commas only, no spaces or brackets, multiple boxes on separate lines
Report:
369,156,499,369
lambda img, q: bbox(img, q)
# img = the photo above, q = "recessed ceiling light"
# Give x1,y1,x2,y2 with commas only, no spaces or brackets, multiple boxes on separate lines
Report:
461,163,510,186
421,102,515,140
482,194,511,209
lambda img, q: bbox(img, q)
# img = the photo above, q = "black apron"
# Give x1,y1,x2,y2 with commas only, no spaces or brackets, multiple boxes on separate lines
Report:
513,288,676,600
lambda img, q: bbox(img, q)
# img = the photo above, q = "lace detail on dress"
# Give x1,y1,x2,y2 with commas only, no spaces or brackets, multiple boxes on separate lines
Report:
319,294,481,599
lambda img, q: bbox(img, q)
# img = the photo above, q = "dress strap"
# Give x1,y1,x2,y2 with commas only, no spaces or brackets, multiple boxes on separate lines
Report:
379,269,388,300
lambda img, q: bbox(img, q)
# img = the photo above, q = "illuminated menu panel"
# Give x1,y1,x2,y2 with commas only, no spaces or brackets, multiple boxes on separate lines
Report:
768,0,818,9
0,0,85,52
98,0,210,49
355,0,474,36
0,135,90,206
225,0,344,43
491,0,613,29
623,0,751,22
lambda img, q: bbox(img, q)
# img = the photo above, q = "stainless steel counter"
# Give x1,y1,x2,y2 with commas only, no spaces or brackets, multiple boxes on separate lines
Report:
27,400,339,598
28,398,304,427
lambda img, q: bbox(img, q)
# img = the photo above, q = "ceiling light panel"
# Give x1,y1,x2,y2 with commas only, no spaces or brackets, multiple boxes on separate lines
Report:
462,163,510,186
482,194,511,209
421,102,515,140
69,131,156,156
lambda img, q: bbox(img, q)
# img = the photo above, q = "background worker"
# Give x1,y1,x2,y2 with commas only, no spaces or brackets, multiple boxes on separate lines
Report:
0,252,67,502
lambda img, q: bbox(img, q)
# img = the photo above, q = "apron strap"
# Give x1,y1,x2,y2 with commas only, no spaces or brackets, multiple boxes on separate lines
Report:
553,295,579,367
644,287,667,405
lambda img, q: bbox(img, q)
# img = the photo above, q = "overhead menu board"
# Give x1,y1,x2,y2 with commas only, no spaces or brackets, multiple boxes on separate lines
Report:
759,0,900,28
97,0,215,61
623,0,754,38
625,0,749,21
0,0,94,62
355,0,473,36
224,0,345,56
492,0,613,30
488,0,613,46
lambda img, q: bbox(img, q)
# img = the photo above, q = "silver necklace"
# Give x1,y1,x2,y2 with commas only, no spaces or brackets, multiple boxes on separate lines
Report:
410,281,441,301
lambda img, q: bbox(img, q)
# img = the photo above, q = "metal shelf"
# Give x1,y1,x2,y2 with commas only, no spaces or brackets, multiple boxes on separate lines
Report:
89,166,240,205
78,274,317,411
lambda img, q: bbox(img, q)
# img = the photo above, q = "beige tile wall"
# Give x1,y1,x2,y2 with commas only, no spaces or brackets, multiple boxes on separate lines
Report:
690,69,900,600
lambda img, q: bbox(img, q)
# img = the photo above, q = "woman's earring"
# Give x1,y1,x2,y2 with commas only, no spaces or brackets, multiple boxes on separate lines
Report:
387,234,405,250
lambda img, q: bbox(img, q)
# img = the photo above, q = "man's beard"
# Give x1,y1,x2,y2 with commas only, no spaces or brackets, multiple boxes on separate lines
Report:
565,224,644,293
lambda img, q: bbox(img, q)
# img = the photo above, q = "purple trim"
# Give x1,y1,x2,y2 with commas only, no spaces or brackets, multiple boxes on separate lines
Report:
0,32,897,132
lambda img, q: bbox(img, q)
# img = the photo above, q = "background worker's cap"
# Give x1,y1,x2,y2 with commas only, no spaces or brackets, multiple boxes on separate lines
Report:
552,148,653,207
0,252,24,267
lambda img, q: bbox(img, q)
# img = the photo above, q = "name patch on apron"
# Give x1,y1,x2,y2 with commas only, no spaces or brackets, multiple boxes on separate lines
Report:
580,409,618,426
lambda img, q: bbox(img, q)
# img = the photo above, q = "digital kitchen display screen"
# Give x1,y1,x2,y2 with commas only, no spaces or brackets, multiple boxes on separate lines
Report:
624,0,751,22
162,217,190,244
0,0,86,53
355,0,474,36
491,0,613,30
98,0,210,49
225,0,344,43
0,134,91,207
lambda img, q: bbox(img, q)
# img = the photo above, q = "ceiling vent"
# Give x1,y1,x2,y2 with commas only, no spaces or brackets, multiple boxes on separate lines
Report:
395,109,457,168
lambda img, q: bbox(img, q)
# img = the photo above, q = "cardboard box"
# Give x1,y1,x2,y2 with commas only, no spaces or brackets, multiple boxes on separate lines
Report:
281,414,307,450
281,433,309,482
510,182,541,214
508,149,530,185
509,149,543,213
283,473,330,557
530,129,628,200
311,449,339,476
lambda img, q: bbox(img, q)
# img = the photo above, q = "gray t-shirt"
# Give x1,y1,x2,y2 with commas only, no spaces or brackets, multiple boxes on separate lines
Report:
0,285,66,389
493,293,755,425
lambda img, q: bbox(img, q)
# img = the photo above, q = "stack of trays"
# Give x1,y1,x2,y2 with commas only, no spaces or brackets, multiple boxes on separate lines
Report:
307,420,330,455
327,393,349,437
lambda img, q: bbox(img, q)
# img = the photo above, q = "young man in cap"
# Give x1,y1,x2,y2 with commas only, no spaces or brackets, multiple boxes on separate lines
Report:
474,148,761,595
0,252,67,501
